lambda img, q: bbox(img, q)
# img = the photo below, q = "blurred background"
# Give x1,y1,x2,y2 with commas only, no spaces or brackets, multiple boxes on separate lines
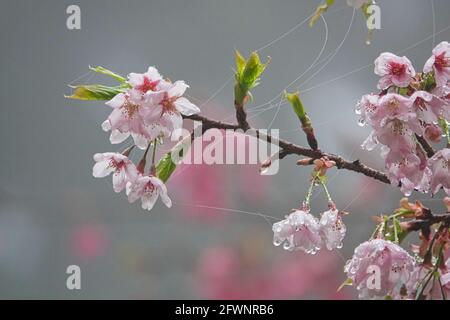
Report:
0,0,449,299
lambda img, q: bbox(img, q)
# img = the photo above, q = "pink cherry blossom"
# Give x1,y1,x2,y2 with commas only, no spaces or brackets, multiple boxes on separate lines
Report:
428,148,450,195
128,66,166,94
424,124,443,142
370,93,416,128
363,119,416,156
406,261,450,299
101,90,161,149
424,41,450,87
374,53,416,89
272,209,322,253
431,85,450,121
144,81,200,139
126,174,172,211
319,205,346,250
320,205,347,250
102,67,200,148
385,148,431,196
344,239,415,299
410,90,448,125
355,93,380,127
92,152,138,193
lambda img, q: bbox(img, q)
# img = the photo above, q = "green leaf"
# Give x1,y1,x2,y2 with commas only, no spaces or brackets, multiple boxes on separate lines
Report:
156,152,177,183
156,135,192,182
438,117,450,144
65,84,129,101
89,66,126,83
285,91,312,128
285,91,306,119
234,50,270,104
241,52,268,89
337,278,352,292
422,72,436,91
234,49,246,75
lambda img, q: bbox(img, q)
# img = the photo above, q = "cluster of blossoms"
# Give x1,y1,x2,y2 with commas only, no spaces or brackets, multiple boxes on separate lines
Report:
272,202,346,254
102,67,200,148
272,158,347,254
344,237,450,300
344,198,450,300
93,67,200,210
356,42,450,196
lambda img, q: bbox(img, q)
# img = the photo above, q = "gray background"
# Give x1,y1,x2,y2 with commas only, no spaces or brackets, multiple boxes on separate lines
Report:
0,0,448,299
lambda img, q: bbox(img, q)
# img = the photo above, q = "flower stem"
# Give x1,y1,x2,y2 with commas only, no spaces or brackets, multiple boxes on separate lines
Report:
304,176,316,206
320,179,333,203
151,139,157,166
150,139,158,175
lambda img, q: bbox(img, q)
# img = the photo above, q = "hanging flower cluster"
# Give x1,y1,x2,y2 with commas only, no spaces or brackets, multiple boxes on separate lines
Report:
90,66,200,211
356,42,450,196
344,239,415,299
272,158,347,254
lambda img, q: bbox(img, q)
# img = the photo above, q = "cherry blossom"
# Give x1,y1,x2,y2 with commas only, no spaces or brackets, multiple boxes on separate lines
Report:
431,85,450,120
144,81,200,139
406,261,450,299
355,93,380,127
344,239,415,299
102,67,200,148
126,174,172,211
428,148,450,195
384,148,431,196
424,41,450,87
92,152,138,193
128,66,167,94
362,119,416,161
410,90,448,125
370,93,417,128
319,205,346,251
272,209,322,254
101,90,160,149
374,53,416,89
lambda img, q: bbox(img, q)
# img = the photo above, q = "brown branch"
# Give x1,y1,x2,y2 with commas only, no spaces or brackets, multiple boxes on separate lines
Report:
184,113,390,184
234,100,250,131
403,214,450,232
416,134,435,158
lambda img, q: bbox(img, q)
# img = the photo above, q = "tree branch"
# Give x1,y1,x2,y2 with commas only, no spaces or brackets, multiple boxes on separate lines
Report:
184,113,390,184
404,214,450,232
416,134,436,158
234,100,250,131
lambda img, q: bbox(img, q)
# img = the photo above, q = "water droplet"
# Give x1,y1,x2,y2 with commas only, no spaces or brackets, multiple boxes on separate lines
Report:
358,118,366,127
355,103,362,115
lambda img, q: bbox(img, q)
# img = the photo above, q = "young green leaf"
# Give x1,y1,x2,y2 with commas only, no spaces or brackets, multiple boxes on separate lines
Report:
234,49,246,75
234,50,270,104
89,66,126,83
285,91,318,150
155,152,177,183
65,84,129,101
